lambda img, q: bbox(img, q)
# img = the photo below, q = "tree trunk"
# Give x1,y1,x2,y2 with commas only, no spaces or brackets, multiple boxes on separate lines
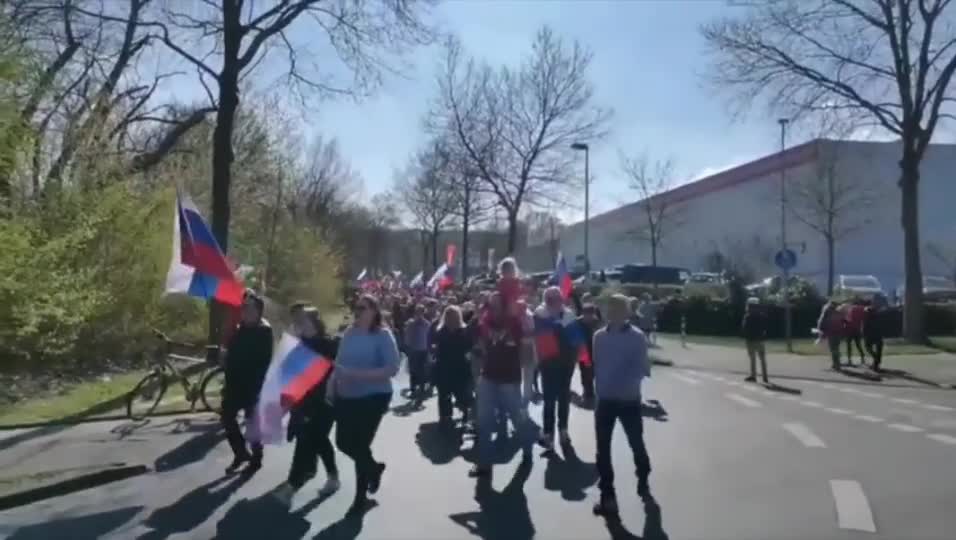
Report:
507,211,519,255
900,152,925,343
651,238,659,290
431,226,440,272
826,235,835,296
461,187,470,282
419,229,428,272
207,0,242,348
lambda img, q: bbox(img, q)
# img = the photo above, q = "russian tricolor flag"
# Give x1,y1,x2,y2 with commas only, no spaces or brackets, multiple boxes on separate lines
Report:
555,251,573,300
254,333,334,445
164,190,244,306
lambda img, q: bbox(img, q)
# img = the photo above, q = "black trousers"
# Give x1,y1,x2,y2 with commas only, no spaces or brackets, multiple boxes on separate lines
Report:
221,397,262,460
845,332,865,361
408,351,428,391
436,366,472,421
595,399,651,495
865,336,884,369
288,407,337,489
540,362,574,435
335,393,391,501
579,361,595,400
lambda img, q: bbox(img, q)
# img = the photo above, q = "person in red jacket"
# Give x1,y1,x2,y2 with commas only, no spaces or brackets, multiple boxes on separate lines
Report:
844,298,867,365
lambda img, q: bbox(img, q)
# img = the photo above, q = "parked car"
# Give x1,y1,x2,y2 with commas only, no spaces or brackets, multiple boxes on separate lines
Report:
833,274,884,300
612,264,689,296
896,275,956,304
745,275,820,301
683,272,729,299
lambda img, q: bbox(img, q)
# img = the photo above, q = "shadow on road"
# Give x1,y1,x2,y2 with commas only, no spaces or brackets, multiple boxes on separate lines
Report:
878,367,946,388
543,439,597,501
602,497,669,540
642,400,668,422
214,487,336,540
415,421,463,465
312,500,379,540
5,505,143,540
153,428,223,473
448,455,534,540
763,382,802,395
135,473,251,540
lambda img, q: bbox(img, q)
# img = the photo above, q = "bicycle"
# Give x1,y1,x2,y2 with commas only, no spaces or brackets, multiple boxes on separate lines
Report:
126,329,226,420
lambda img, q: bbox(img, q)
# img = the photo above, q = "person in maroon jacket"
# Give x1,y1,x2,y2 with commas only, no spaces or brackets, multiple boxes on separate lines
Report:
844,298,867,365
469,292,536,479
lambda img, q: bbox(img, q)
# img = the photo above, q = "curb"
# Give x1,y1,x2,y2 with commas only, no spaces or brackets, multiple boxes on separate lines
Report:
0,408,214,431
0,464,150,511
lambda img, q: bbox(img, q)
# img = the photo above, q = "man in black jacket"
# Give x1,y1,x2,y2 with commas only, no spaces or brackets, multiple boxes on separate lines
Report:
221,293,274,474
741,297,768,383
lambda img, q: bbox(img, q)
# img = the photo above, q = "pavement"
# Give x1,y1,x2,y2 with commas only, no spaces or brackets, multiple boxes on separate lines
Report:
0,342,955,539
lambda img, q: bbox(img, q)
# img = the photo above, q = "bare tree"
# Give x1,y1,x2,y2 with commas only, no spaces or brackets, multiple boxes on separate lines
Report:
287,135,360,232
526,209,563,266
430,28,610,253
620,152,682,272
702,0,956,341
397,140,459,272
789,141,878,295
926,242,956,282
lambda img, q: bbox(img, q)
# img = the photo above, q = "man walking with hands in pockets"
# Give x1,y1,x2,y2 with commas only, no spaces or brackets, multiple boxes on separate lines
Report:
591,294,653,517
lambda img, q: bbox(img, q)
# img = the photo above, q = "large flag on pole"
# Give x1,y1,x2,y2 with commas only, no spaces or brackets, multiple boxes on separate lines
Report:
254,333,334,445
165,190,244,306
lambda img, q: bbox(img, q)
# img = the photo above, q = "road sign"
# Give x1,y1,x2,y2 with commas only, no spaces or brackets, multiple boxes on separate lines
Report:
775,248,797,271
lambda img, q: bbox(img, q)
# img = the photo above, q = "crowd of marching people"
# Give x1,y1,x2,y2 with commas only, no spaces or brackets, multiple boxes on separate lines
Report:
216,256,657,520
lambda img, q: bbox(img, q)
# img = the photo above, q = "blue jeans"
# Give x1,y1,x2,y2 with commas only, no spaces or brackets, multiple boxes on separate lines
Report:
476,377,535,466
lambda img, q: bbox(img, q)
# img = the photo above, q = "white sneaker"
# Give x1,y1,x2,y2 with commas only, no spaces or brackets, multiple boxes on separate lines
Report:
318,475,340,497
271,482,295,505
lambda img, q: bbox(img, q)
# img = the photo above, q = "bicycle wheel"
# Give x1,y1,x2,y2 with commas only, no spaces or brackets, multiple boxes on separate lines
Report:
127,372,167,420
200,366,226,413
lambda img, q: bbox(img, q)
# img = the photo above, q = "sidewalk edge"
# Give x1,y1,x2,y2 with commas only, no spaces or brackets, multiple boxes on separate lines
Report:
0,464,150,511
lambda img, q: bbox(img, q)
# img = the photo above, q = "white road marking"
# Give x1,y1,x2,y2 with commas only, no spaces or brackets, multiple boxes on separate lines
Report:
854,415,884,423
922,404,955,412
857,391,885,398
725,393,762,408
839,387,861,394
782,423,826,448
713,376,728,382
892,398,920,405
926,433,956,445
887,423,923,433
825,407,854,415
760,391,776,398
670,373,701,386
727,381,743,387
801,401,823,408
821,383,838,390
780,395,800,401
830,480,877,533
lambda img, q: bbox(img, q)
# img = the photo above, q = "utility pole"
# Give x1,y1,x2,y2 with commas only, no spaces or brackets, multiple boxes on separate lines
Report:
779,118,793,352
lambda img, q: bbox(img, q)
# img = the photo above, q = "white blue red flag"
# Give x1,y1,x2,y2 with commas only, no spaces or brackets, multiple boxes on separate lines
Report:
253,332,333,445
164,190,244,306
409,271,424,288
356,268,367,282
554,251,573,300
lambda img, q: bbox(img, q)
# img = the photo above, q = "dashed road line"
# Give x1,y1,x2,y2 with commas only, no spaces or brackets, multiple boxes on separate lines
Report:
782,422,826,448
853,415,884,423
669,373,701,386
927,433,956,445
725,393,762,408
779,395,800,401
857,391,884,398
887,423,924,433
922,404,955,412
825,407,854,415
801,401,824,408
891,397,920,405
830,480,877,533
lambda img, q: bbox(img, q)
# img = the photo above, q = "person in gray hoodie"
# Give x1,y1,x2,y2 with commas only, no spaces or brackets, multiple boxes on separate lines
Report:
591,294,653,517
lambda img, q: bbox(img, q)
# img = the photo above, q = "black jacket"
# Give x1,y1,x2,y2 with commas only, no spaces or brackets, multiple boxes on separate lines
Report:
433,326,473,383
741,310,767,341
223,321,274,405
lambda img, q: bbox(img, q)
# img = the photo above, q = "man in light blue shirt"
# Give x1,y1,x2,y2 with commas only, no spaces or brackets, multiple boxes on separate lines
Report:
591,294,653,517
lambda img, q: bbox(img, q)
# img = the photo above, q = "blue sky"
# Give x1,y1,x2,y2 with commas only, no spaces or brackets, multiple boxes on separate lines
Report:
153,0,919,223
306,0,783,222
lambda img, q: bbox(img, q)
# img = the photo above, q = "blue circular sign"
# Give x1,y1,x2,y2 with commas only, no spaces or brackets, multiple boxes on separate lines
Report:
774,248,797,271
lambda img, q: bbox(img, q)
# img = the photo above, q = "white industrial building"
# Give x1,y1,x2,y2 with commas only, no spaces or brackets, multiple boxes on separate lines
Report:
560,139,956,293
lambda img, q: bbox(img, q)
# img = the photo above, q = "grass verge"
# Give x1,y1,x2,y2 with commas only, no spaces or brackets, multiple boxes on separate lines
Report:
667,333,956,356
0,370,191,427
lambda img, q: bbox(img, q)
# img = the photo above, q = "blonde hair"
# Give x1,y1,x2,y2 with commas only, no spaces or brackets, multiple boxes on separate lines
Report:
497,256,520,276
439,305,463,331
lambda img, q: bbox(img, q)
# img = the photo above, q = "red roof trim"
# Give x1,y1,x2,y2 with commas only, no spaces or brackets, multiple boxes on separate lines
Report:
585,139,822,229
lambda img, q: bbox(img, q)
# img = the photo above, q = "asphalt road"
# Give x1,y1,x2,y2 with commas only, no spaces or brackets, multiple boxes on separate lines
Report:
2,357,956,540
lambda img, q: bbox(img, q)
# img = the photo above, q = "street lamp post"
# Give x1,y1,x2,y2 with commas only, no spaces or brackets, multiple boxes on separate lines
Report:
778,118,793,353
571,142,590,277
